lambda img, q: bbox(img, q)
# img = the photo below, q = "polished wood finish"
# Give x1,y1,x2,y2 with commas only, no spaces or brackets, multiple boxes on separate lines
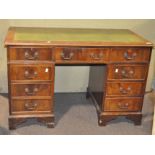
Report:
11,99,52,115
5,27,153,129
9,114,54,130
9,64,54,81
109,47,151,63
53,47,109,64
98,113,142,126
107,64,148,80
106,82,145,96
11,83,52,97
103,97,143,112
8,47,53,61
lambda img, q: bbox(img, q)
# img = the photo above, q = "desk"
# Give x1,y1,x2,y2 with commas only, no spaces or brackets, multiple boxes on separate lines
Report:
4,27,153,129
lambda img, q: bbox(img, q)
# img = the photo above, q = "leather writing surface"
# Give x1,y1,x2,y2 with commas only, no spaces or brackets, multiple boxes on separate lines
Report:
14,28,147,43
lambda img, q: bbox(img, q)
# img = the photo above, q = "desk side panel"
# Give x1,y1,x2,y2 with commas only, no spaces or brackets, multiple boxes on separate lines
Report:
88,65,107,109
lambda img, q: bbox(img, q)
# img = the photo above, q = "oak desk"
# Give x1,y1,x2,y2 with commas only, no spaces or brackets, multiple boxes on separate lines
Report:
4,27,153,129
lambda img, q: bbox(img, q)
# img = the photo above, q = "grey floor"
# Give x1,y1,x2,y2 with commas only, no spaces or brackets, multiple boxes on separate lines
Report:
0,93,154,135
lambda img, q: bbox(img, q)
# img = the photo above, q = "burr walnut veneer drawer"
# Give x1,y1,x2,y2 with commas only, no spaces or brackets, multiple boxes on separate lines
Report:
104,98,143,112
106,82,144,96
109,47,151,62
11,83,52,97
53,47,109,63
82,48,109,62
8,48,53,61
11,99,52,115
9,64,54,81
107,64,148,80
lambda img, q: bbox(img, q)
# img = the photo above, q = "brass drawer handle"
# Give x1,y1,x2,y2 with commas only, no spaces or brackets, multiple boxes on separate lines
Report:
124,52,137,60
25,87,39,95
24,51,39,60
61,52,74,60
24,102,38,111
119,87,131,94
118,103,129,109
90,53,103,60
121,69,134,78
24,70,38,79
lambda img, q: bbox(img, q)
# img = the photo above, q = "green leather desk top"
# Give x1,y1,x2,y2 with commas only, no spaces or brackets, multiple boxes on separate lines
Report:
5,27,153,46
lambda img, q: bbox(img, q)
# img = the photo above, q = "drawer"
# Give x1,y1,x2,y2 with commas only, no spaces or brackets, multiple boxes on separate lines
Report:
104,98,143,112
106,82,144,96
107,64,148,80
109,47,151,62
82,48,109,62
53,47,109,63
11,99,52,115
54,47,82,63
11,83,52,97
8,47,53,61
9,64,54,81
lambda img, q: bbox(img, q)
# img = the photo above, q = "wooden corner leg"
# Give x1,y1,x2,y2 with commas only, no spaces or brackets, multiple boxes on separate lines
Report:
9,118,16,130
37,116,55,128
9,118,25,130
98,114,116,126
126,114,142,125
47,122,55,128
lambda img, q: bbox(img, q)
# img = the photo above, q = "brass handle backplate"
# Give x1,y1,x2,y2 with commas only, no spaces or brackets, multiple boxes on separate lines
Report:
119,86,131,94
24,50,39,60
25,87,39,95
121,69,134,78
24,70,38,79
61,52,74,60
118,103,129,109
90,53,103,60
24,102,38,111
124,52,137,60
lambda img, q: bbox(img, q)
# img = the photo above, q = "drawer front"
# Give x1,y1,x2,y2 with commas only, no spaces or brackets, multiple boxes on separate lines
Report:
54,47,82,62
9,64,54,81
109,48,151,62
8,48,53,61
11,99,52,114
104,98,143,112
82,48,109,62
106,82,144,96
107,64,148,80
11,83,52,96
54,47,109,63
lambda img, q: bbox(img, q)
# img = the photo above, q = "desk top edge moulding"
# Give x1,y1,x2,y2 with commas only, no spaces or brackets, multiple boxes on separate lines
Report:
4,27,153,47
4,27,153,130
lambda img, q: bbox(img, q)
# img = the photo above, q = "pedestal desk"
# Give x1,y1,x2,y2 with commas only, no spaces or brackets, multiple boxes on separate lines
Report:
4,27,153,129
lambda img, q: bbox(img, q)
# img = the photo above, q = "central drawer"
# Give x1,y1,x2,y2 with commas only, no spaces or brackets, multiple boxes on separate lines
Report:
9,64,54,81
11,83,52,97
11,99,53,115
53,47,109,63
